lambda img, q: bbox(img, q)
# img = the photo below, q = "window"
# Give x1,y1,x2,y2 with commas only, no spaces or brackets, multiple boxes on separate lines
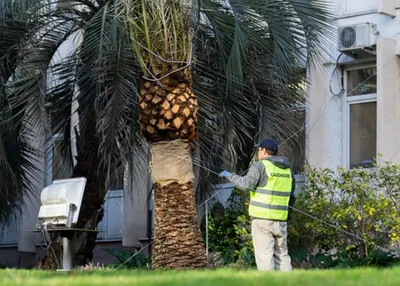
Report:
97,189,124,241
349,102,376,167
347,67,377,96
344,65,377,168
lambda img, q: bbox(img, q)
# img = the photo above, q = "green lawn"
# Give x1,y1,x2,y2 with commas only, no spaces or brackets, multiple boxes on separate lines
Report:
1,267,400,286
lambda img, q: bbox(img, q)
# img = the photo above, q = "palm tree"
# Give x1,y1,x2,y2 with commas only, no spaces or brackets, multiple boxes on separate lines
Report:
0,0,333,269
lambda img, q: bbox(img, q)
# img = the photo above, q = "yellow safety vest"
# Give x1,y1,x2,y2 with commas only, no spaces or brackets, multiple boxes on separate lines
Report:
249,160,292,221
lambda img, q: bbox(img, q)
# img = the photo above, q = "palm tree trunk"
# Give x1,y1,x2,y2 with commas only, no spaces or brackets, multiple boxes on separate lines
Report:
151,139,207,269
138,77,207,269
71,155,105,267
70,102,108,266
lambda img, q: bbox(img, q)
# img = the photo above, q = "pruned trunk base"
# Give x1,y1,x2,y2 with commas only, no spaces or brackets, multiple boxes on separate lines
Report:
152,181,207,270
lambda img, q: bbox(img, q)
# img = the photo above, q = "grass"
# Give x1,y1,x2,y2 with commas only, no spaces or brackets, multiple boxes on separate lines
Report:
1,267,400,286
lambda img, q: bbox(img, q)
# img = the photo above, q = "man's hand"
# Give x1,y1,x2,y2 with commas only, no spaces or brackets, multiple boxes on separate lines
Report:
219,170,231,178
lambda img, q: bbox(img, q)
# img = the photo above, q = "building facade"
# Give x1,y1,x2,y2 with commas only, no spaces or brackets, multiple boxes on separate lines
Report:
307,0,400,169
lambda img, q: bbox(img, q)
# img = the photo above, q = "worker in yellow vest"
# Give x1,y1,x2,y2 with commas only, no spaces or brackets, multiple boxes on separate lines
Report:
219,139,295,272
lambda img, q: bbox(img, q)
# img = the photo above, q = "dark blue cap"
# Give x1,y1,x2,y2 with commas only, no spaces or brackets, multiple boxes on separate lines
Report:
254,139,278,153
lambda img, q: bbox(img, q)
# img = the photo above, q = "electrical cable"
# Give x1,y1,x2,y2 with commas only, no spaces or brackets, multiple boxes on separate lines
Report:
40,225,61,269
329,53,345,97
114,242,153,270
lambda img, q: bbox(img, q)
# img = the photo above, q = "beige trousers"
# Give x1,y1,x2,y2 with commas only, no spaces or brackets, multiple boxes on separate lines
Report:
251,219,293,272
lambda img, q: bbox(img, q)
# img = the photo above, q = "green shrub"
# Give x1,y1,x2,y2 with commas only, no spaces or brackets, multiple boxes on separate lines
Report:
202,188,254,266
0,262,12,269
304,164,400,254
233,215,255,267
291,161,400,268
324,248,400,268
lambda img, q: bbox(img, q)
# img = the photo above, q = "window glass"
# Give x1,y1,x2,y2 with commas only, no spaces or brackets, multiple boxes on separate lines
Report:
349,101,376,168
347,67,377,96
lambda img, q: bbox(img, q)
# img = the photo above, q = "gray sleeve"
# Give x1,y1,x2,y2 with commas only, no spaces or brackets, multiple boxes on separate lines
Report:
226,163,262,191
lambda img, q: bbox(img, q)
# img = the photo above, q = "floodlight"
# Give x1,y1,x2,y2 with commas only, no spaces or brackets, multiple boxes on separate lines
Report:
33,177,100,271
38,177,86,227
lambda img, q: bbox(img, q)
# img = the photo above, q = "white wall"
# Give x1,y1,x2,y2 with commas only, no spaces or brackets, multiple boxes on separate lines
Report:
376,37,400,164
306,64,327,168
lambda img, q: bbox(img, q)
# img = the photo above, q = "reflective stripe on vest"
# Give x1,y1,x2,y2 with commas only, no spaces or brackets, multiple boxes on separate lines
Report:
249,160,292,221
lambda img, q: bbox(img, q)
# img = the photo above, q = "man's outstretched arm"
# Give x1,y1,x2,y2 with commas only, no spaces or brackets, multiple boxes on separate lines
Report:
220,163,262,191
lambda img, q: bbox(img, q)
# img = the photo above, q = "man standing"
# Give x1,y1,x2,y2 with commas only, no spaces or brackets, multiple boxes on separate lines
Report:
219,139,295,272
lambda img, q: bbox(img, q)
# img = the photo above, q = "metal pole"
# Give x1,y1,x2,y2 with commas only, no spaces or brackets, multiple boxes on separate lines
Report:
62,237,73,270
205,202,209,257
60,203,76,271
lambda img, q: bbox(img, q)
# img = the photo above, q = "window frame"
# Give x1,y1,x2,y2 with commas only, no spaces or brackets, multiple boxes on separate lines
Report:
343,63,377,169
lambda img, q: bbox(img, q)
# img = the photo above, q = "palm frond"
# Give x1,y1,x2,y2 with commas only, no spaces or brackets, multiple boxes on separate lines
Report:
0,0,46,224
0,0,145,223
192,0,333,206
75,1,142,186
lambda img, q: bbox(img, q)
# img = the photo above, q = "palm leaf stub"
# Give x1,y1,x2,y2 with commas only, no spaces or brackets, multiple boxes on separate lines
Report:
138,81,198,142
125,0,197,143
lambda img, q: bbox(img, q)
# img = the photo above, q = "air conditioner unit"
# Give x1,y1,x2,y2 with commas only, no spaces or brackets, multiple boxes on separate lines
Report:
338,23,377,52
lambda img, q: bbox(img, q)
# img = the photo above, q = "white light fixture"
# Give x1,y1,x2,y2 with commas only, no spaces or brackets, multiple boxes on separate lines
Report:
36,177,87,271
38,178,86,227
